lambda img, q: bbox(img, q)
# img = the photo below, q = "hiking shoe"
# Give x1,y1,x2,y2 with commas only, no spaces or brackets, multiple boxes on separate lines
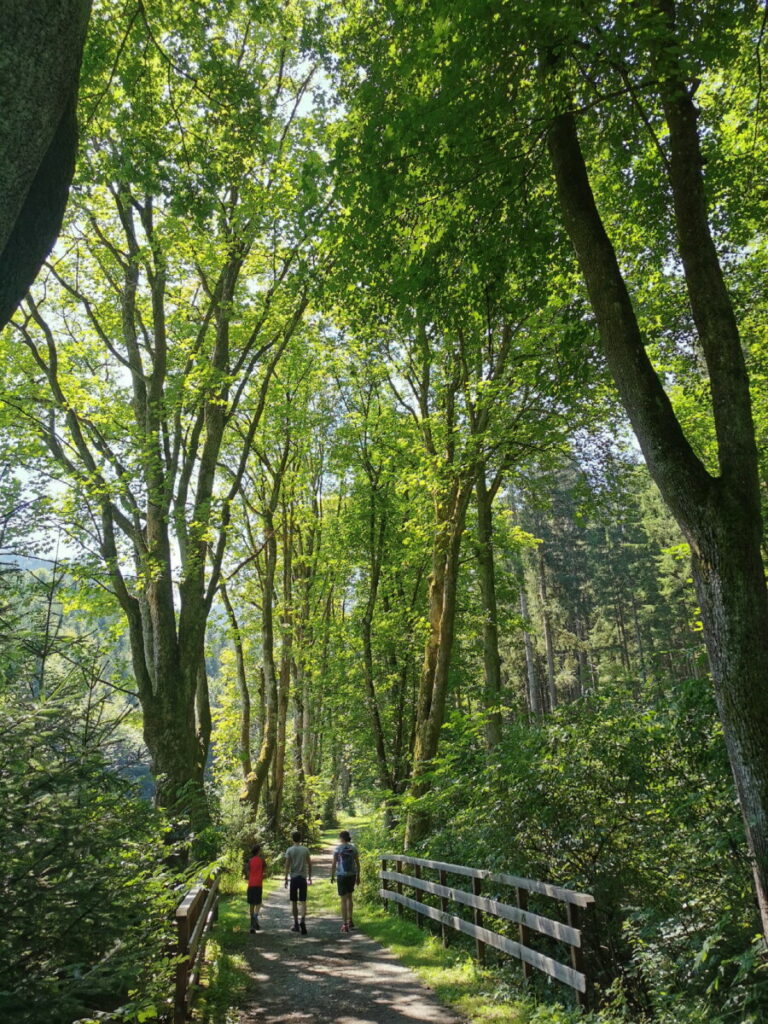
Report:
300,921,307,935
291,923,300,932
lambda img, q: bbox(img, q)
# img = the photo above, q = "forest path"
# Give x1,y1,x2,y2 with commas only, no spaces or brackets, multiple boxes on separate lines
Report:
236,849,464,1024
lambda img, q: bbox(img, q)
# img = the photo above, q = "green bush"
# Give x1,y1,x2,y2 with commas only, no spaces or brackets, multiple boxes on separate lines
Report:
0,686,179,1024
390,679,768,1022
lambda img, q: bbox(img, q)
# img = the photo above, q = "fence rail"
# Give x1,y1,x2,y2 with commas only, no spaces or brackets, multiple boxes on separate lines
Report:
174,867,222,1023
379,854,593,1004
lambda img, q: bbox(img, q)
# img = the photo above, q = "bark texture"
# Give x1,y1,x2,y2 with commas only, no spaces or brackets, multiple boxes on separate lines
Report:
0,0,91,326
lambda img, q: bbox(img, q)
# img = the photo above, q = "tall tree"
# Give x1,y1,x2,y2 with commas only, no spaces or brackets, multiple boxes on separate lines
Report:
334,0,768,931
1,0,323,822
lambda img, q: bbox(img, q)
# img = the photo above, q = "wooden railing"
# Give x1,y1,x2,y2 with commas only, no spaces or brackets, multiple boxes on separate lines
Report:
379,854,594,1005
173,867,222,1023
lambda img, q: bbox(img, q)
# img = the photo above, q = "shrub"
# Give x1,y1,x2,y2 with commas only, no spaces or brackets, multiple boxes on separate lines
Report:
0,686,179,1024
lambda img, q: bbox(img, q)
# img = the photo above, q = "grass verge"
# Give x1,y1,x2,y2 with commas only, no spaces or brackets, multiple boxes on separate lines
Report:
336,900,590,1024
192,869,280,1024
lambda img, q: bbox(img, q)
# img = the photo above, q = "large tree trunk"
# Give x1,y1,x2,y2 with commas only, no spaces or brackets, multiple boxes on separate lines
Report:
474,466,504,747
405,480,471,847
0,0,91,326
244,513,279,816
115,547,210,828
545,13,768,932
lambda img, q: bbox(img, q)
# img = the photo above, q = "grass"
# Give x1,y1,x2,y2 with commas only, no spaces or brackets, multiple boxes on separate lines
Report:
192,868,281,1024
331,897,590,1024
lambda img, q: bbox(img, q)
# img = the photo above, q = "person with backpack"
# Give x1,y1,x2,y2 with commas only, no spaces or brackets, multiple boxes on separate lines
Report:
244,843,267,933
330,829,360,933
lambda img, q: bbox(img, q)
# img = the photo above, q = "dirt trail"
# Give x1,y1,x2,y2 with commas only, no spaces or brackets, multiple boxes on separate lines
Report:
237,850,464,1024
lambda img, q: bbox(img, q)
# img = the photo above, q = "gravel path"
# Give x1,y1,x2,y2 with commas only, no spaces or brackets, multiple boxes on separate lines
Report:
236,850,464,1024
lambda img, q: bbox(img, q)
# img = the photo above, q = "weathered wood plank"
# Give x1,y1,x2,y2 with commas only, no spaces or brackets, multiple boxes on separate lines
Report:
380,889,587,993
187,874,221,961
472,875,485,964
379,854,593,907
380,870,581,947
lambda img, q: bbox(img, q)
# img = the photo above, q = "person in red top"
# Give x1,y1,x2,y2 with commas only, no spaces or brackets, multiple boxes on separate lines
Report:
244,844,267,932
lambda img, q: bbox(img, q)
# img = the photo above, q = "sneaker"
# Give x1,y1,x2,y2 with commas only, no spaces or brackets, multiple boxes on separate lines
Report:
340,924,349,933
253,919,261,931
250,927,256,934
291,923,300,932
300,921,307,935
349,920,355,929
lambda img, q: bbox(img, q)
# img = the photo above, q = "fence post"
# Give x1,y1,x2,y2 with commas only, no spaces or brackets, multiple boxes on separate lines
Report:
472,876,485,965
381,857,388,909
439,868,449,947
413,862,423,929
566,902,588,1009
396,859,403,916
212,871,220,923
174,909,190,1024
516,887,532,980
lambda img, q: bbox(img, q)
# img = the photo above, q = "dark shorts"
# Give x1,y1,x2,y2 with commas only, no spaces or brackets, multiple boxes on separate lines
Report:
337,874,357,896
289,875,307,902
247,885,263,905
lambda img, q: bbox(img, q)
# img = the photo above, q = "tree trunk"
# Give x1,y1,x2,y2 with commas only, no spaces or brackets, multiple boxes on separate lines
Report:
405,480,471,847
269,506,295,832
474,466,504,747
536,547,557,711
520,584,543,716
244,514,279,816
361,501,393,793
0,0,92,326
221,584,252,778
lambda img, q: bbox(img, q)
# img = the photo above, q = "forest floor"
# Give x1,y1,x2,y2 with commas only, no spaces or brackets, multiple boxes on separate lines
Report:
204,845,464,1024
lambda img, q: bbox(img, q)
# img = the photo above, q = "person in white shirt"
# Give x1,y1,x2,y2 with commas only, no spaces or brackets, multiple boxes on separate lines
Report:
284,830,312,934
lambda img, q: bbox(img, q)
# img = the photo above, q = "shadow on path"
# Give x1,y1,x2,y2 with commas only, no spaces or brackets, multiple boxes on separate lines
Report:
237,851,464,1024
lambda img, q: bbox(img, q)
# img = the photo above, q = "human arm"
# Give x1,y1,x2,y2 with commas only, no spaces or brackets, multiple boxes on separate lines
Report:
307,852,313,884
330,849,338,882
284,853,289,887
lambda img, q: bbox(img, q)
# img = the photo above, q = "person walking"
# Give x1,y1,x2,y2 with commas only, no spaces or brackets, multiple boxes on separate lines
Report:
244,844,267,933
284,830,312,934
330,829,360,933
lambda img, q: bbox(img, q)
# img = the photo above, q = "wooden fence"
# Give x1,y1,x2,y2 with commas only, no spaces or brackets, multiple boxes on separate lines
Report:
379,854,594,1005
173,867,222,1023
